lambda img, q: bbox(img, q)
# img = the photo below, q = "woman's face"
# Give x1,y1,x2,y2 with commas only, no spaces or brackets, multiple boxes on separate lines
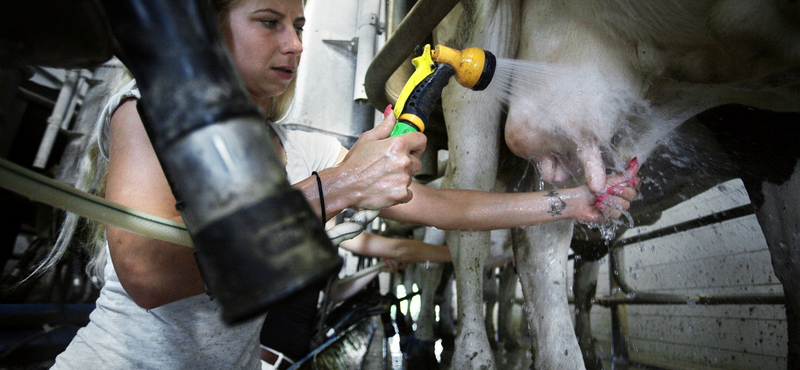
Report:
221,0,304,102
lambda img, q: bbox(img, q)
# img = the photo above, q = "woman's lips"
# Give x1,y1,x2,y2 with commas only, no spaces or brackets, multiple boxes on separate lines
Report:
272,67,294,80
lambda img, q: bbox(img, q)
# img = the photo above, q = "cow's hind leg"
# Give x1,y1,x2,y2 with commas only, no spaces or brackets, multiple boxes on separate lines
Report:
757,159,800,369
573,248,604,370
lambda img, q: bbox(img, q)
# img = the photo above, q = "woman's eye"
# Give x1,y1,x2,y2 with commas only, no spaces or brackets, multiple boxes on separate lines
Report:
295,26,304,36
260,19,277,27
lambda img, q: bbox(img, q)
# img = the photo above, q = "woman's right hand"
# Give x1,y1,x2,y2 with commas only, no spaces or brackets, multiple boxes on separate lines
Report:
328,106,427,211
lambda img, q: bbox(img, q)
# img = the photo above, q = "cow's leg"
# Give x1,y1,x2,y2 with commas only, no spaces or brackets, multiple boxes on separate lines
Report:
496,263,520,350
414,265,444,343
756,159,800,369
403,262,443,369
403,263,417,329
438,264,456,363
573,252,604,370
440,82,499,367
405,227,446,369
513,220,586,370
444,229,495,369
484,268,499,349
441,111,500,369
436,1,519,368
484,228,511,350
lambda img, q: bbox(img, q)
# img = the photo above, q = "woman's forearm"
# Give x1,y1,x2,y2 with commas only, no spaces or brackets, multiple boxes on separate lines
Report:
328,270,380,303
380,183,585,231
293,166,370,221
340,232,451,263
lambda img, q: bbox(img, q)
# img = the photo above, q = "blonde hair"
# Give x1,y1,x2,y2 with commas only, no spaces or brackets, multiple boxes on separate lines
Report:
267,78,297,122
32,65,132,284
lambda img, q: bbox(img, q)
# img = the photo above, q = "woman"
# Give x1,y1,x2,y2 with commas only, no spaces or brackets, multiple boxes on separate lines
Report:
50,0,640,369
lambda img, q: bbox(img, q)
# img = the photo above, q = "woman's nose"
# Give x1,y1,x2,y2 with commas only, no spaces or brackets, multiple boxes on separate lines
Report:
282,29,303,55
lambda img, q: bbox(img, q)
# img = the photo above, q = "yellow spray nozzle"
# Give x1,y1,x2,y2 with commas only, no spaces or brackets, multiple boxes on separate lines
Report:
393,44,436,128
431,44,496,91
389,44,496,137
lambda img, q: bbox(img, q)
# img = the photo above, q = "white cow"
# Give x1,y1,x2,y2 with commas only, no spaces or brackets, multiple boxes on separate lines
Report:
432,0,800,369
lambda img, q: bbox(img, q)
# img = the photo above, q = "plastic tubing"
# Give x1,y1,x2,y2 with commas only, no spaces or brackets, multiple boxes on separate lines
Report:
1,157,375,249
0,157,193,247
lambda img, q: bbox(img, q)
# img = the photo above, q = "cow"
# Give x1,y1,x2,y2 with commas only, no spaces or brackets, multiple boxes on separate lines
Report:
428,0,800,369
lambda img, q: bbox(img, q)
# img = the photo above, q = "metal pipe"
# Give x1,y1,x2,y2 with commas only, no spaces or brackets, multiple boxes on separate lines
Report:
1,68,31,158
364,0,462,112
33,69,81,168
595,353,670,370
609,250,630,370
353,0,382,101
0,155,378,252
613,204,754,247
0,157,193,247
17,87,55,109
594,293,785,306
59,69,93,130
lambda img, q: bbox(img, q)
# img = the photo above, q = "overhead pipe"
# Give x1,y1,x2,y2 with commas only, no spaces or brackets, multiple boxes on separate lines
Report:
364,0,462,113
100,0,342,324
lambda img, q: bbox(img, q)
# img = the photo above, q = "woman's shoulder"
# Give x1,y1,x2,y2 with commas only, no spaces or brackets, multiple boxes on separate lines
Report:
272,124,343,154
272,124,344,182
98,79,140,161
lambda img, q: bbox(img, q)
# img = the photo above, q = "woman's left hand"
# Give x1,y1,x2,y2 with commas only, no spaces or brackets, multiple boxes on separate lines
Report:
381,258,407,273
572,158,641,223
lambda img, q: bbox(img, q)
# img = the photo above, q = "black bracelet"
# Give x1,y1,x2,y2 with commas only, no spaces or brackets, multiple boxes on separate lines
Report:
311,171,325,222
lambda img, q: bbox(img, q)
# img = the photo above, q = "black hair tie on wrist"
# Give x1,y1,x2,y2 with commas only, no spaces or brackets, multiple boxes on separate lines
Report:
311,171,325,223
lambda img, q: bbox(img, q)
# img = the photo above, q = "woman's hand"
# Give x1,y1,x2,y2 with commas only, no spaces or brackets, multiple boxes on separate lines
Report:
327,106,427,211
381,258,407,273
570,158,642,223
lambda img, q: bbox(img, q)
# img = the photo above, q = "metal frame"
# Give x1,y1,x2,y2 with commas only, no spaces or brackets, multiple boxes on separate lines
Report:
591,204,785,369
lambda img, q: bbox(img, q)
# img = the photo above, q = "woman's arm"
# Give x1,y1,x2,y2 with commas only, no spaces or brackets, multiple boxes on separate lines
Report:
327,269,381,304
105,100,206,309
328,253,410,303
379,162,640,231
339,232,451,263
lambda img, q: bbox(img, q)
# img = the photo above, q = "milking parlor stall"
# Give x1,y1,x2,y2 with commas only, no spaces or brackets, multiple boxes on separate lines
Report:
1,0,799,370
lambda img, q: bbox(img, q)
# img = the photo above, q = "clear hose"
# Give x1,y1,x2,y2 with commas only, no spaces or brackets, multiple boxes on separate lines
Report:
1,156,375,248
0,157,193,246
